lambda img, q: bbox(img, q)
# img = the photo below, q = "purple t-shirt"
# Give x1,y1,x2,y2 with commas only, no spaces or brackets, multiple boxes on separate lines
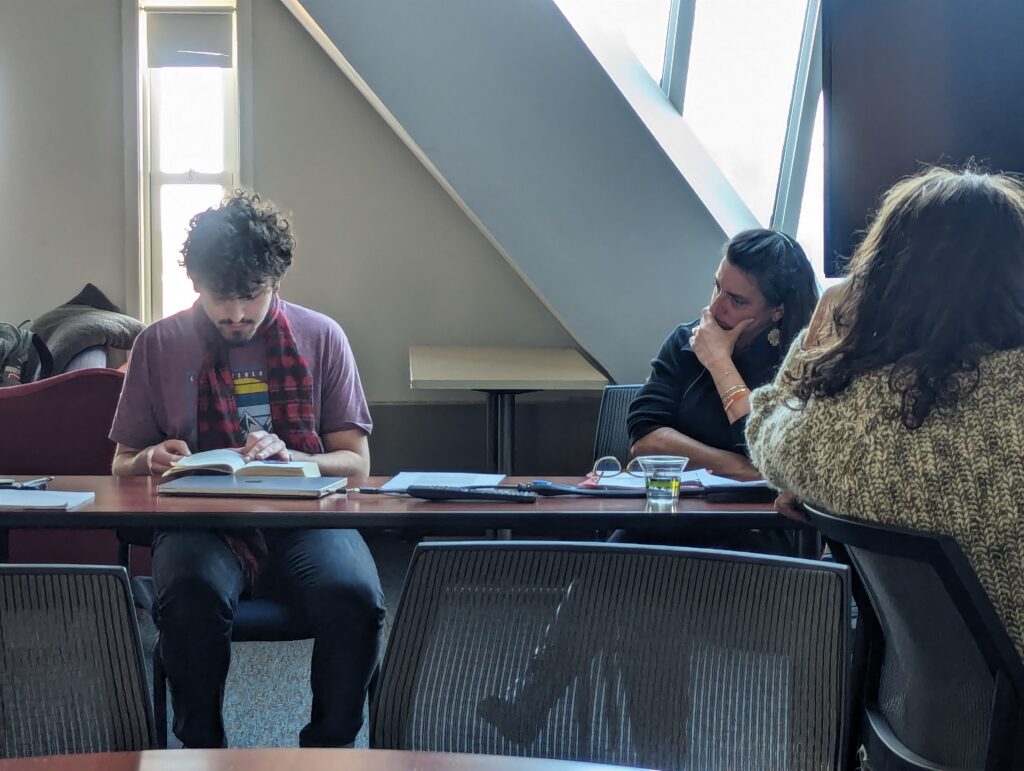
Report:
110,301,372,451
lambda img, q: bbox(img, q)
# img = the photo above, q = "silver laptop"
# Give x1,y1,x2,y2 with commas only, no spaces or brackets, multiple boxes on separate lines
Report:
158,476,348,499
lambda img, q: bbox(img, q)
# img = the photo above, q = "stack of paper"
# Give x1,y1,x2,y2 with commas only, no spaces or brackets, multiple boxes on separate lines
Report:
0,490,96,511
380,472,506,492
586,469,769,491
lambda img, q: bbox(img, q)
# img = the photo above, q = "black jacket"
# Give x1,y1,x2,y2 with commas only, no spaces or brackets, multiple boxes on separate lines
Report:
627,320,782,456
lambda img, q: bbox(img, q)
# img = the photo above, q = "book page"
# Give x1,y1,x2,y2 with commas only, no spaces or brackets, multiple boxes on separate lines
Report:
694,469,768,488
235,460,321,478
164,449,245,477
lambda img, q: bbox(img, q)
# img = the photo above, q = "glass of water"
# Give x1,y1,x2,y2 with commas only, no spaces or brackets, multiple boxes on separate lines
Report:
635,455,689,503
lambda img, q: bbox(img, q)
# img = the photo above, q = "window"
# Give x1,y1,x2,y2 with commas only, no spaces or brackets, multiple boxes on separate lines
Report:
139,3,238,320
600,0,674,85
683,0,809,224
593,0,823,245
795,97,836,285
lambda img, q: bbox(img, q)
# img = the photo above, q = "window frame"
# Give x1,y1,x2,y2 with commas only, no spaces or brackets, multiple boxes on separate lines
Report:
663,0,827,279
133,1,242,322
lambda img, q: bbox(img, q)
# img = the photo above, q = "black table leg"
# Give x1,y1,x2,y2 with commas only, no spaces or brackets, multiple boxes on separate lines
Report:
797,526,823,558
485,391,517,475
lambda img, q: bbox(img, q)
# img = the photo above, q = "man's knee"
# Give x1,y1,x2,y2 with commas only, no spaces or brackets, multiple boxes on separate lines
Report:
153,532,241,630
315,575,385,632
157,572,237,633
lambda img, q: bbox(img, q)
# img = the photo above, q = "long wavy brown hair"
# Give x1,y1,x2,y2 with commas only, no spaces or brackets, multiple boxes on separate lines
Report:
790,166,1024,428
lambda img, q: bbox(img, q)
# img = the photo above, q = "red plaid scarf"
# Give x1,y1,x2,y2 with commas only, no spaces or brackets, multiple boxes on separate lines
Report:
193,295,324,586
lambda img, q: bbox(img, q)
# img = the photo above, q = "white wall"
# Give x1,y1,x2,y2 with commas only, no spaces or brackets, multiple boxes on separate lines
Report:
290,0,734,385
0,0,574,403
248,0,575,402
0,0,127,322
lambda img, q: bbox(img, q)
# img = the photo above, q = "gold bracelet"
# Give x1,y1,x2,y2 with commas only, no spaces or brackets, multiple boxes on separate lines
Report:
720,384,748,404
722,388,750,413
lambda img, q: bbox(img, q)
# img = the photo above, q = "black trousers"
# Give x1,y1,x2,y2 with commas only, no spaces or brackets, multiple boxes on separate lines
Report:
151,528,385,748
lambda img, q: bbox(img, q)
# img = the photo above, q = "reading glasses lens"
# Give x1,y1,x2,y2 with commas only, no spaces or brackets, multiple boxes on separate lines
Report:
593,456,621,478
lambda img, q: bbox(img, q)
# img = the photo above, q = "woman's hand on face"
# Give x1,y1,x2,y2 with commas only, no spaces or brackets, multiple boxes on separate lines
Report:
804,281,847,350
690,308,752,370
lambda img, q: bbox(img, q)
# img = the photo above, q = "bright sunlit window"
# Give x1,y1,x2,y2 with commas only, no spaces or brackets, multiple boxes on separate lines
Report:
600,0,673,85
140,4,238,320
156,69,226,174
795,97,838,285
683,0,808,224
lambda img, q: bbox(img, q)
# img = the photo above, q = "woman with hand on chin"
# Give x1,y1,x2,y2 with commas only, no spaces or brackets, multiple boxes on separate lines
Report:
479,234,820,743
627,229,819,480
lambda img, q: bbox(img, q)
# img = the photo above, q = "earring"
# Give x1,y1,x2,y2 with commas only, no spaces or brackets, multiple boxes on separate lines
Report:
767,327,781,347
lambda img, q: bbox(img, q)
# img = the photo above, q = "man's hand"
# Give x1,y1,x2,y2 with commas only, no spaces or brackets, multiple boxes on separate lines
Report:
774,490,809,523
690,308,753,370
241,430,289,462
144,440,191,476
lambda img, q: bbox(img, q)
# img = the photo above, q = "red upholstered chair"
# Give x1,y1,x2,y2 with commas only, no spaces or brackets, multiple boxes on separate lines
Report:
0,368,125,563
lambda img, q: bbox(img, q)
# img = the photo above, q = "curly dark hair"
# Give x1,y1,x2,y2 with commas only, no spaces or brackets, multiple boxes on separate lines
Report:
790,166,1024,428
181,189,295,297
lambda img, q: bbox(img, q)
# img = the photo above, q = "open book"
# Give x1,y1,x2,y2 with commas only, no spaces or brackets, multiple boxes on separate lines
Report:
163,449,320,479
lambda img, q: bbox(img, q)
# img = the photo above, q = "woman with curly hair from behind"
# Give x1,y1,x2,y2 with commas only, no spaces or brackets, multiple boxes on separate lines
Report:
746,165,1024,657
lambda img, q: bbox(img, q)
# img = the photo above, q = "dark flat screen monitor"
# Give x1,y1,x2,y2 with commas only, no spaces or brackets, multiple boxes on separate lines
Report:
822,0,1024,276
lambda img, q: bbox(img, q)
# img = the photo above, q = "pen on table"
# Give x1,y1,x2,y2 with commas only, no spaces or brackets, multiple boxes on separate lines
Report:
15,476,55,490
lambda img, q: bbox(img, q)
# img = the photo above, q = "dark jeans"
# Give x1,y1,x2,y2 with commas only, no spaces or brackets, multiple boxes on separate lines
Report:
151,528,385,748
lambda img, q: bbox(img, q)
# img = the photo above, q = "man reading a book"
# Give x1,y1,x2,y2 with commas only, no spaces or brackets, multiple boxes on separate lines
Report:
109,190,383,749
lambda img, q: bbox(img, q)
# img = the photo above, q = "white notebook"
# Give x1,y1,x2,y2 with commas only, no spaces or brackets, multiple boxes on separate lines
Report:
0,490,96,511
380,472,505,492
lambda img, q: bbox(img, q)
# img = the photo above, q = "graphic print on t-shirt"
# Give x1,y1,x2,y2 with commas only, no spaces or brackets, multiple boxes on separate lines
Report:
184,366,273,442
233,369,273,440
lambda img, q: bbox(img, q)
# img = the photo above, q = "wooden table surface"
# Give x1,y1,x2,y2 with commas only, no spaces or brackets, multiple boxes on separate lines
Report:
0,748,648,771
409,346,608,391
0,476,788,536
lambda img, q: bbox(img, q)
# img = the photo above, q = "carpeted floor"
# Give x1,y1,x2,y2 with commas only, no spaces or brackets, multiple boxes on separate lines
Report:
137,531,416,749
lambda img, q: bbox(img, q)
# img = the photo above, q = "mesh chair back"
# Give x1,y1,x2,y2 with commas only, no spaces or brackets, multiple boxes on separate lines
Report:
372,541,850,771
0,368,124,474
592,384,642,463
851,548,993,767
0,566,155,758
806,506,1024,770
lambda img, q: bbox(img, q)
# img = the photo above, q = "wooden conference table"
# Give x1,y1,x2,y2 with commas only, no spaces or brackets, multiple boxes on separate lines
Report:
0,748,648,771
0,475,791,533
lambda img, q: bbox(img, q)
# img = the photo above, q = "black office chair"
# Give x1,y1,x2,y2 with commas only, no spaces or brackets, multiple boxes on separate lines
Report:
130,571,313,747
371,540,851,770
0,565,157,758
805,505,1024,770
592,384,642,463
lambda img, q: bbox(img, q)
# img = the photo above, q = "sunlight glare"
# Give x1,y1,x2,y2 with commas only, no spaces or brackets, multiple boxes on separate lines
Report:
160,184,226,316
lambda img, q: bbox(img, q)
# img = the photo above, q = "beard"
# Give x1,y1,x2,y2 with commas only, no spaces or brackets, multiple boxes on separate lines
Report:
218,322,256,347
